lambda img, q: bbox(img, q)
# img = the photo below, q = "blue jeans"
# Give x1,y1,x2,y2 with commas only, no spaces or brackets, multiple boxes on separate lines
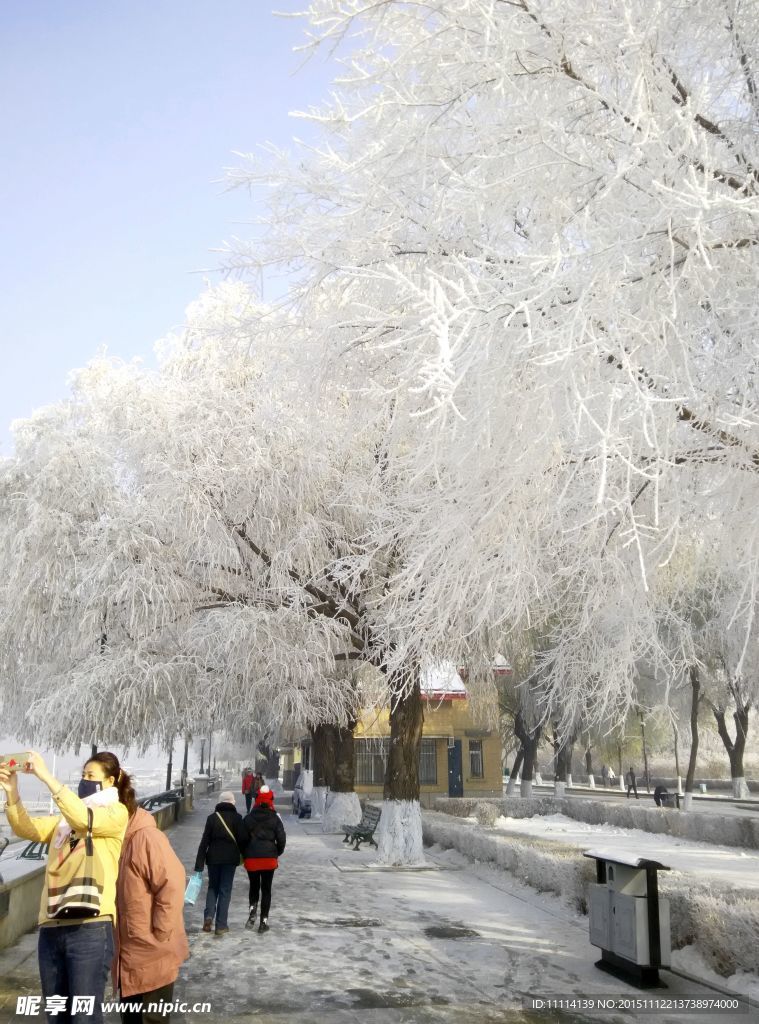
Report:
204,863,237,929
38,920,114,1024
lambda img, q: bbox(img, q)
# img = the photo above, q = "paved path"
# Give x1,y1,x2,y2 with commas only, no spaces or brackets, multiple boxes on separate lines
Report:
524,785,759,818
0,788,754,1024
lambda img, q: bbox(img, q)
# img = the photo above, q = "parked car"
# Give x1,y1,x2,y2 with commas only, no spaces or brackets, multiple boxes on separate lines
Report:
292,769,313,818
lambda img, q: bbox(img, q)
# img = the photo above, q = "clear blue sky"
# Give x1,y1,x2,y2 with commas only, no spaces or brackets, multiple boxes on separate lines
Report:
0,1,335,454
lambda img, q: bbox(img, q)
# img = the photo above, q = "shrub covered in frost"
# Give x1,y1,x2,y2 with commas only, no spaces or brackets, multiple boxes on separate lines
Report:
473,802,500,828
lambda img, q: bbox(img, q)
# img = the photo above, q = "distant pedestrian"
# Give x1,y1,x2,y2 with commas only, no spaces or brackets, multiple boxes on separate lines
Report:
242,785,286,934
608,766,616,782
115,801,189,1022
241,768,255,814
626,767,639,799
653,785,669,808
194,791,246,936
601,764,610,788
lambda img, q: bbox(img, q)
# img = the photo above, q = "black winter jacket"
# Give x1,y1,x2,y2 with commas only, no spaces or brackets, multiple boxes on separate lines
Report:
194,803,247,871
242,806,286,861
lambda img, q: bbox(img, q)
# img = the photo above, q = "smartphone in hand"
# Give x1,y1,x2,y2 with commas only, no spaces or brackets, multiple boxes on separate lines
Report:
0,752,30,773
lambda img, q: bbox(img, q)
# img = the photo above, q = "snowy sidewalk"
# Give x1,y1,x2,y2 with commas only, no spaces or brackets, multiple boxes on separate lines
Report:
167,794,750,1024
0,792,753,1024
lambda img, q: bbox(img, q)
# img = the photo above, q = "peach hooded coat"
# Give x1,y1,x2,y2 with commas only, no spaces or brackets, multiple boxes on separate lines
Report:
113,807,190,997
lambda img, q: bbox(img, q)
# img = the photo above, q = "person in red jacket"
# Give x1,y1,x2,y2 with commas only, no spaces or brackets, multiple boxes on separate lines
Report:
242,786,286,934
241,768,255,814
114,805,189,1022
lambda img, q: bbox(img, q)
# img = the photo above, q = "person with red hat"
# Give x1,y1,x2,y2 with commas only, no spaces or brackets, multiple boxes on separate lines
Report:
241,785,286,934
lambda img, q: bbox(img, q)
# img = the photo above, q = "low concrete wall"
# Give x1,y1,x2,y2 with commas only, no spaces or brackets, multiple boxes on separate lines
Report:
423,811,759,978
0,864,45,952
434,794,759,850
0,790,195,951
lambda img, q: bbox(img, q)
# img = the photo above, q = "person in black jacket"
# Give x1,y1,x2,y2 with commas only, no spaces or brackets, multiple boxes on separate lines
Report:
242,786,286,934
194,791,246,936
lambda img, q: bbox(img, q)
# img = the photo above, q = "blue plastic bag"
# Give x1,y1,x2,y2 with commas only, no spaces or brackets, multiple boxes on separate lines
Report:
184,871,203,905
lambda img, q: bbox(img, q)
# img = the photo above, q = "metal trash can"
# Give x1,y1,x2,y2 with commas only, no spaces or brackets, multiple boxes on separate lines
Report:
584,850,671,988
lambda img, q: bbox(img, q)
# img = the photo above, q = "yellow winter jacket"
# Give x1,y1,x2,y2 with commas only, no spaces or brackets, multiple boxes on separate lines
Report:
5,786,128,926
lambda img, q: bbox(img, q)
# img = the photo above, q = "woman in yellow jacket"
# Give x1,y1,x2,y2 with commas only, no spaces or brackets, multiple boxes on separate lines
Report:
0,750,132,1024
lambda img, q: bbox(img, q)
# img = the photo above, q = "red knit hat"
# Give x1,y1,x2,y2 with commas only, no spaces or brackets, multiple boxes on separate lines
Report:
255,785,274,807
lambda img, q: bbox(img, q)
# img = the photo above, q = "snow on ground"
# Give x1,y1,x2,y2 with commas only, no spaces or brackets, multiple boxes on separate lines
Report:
165,789,753,1023
1,787,755,1023
485,813,759,891
672,946,759,1004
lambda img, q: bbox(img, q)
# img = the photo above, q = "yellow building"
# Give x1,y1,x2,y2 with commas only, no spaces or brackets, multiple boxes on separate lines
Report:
354,665,502,807
278,666,502,806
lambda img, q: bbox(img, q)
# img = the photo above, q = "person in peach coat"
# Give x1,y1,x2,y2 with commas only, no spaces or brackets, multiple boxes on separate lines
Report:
113,805,189,1023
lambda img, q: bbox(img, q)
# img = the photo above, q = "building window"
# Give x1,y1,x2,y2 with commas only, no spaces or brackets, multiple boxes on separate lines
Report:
469,740,484,778
355,738,389,785
419,738,437,785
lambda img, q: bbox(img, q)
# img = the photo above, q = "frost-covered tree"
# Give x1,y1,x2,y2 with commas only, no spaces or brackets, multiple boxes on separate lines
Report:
1,283,463,861
225,0,759,735
699,586,758,798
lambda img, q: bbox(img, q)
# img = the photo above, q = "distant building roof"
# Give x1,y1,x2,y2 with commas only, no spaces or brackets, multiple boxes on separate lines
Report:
421,662,468,700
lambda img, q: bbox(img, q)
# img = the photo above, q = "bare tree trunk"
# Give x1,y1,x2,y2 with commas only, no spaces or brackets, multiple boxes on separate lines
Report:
332,721,357,793
322,719,362,831
310,723,336,819
165,739,173,791
181,734,189,787
585,742,595,788
553,727,572,797
311,724,337,789
514,712,539,798
673,721,682,795
639,713,651,793
384,677,424,802
713,701,751,799
684,666,701,811
506,747,523,796
377,670,425,864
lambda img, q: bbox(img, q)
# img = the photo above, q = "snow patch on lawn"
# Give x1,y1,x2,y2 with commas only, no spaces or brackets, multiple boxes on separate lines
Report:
672,945,759,1002
491,813,759,889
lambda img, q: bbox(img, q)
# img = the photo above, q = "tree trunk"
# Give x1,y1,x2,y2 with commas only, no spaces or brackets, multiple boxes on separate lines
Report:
673,721,681,795
377,671,425,864
165,742,173,792
311,724,336,787
585,743,595,788
713,701,751,799
553,728,571,798
639,714,651,792
506,747,523,796
683,666,700,811
514,712,539,798
310,723,336,820
323,719,362,831
565,741,575,787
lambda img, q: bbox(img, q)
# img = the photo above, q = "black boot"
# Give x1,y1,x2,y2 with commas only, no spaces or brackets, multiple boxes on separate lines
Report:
245,904,258,930
258,917,270,934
